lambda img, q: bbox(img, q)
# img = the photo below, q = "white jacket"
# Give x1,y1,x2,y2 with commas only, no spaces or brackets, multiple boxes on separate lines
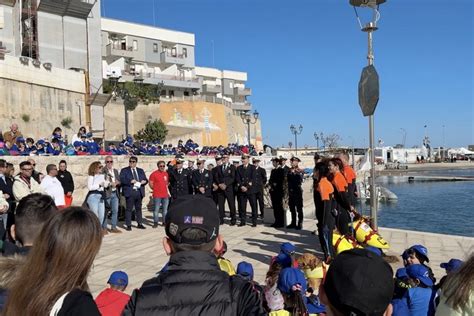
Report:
13,175,46,202
0,190,9,213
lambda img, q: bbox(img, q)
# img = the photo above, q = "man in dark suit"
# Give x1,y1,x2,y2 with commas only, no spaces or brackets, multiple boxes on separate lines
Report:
192,158,212,198
216,154,237,225
211,156,222,209
235,154,258,227
119,156,148,231
169,158,192,201
252,157,267,219
0,159,15,238
269,157,285,228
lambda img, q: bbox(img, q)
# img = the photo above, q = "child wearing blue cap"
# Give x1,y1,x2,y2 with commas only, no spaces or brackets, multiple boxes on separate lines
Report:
95,271,130,316
392,264,436,316
274,268,309,316
402,244,436,285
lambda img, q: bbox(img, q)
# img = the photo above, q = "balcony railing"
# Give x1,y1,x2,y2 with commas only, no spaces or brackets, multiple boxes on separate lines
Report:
105,44,135,58
160,51,185,65
159,95,244,109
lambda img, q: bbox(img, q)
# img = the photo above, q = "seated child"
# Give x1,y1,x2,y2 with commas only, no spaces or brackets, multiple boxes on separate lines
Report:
95,271,130,316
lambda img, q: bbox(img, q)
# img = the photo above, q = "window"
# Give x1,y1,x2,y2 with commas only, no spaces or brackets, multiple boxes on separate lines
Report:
169,90,175,97
160,90,166,96
184,91,190,96
171,47,177,57
182,47,187,58
153,43,158,53
133,40,138,51
121,39,126,50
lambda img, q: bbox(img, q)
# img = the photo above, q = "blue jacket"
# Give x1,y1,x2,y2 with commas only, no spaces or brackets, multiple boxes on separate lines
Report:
119,166,148,197
393,287,435,316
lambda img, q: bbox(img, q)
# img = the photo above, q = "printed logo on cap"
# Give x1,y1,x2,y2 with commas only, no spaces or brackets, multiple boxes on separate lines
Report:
184,216,192,224
169,223,179,236
192,216,204,224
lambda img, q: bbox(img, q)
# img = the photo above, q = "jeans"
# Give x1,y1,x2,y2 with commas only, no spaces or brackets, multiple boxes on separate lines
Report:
105,193,119,229
87,193,105,227
153,197,169,224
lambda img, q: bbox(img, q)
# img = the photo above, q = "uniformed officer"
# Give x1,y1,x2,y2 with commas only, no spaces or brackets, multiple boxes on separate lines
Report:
169,158,192,201
235,154,258,227
287,156,304,229
279,156,290,211
216,154,237,225
192,158,213,198
211,155,223,208
269,157,285,228
253,157,267,219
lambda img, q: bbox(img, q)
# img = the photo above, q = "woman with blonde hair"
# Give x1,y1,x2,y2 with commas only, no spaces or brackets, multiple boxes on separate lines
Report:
436,254,473,315
86,161,109,234
3,207,102,315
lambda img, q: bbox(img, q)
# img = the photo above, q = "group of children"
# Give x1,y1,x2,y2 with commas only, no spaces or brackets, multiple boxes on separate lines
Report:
96,241,465,316
392,244,464,316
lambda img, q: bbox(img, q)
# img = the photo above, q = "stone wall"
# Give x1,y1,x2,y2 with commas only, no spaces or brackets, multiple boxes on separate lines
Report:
104,100,263,149
0,54,86,140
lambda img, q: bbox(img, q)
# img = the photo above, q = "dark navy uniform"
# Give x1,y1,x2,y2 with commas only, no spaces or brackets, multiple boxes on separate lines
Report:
211,164,221,206
254,165,267,218
287,167,304,229
235,163,257,226
269,163,285,228
192,168,213,198
169,167,192,200
216,162,237,225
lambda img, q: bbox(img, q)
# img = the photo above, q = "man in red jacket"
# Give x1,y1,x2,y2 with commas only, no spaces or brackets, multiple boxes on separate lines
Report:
95,271,130,316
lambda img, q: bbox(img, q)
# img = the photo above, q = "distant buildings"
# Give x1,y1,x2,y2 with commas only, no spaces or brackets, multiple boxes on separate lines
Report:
0,2,259,146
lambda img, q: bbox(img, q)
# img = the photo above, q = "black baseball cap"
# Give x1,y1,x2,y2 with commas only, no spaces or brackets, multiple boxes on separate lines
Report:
323,248,394,316
165,195,220,245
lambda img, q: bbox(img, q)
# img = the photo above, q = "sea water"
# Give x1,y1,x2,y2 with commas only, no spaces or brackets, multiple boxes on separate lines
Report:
372,169,474,237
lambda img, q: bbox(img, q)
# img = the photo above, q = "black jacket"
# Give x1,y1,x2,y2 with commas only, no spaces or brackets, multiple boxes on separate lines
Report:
169,168,192,198
254,166,267,193
123,251,266,316
235,164,257,195
57,289,100,316
216,163,236,192
192,169,213,197
269,167,284,195
57,170,75,194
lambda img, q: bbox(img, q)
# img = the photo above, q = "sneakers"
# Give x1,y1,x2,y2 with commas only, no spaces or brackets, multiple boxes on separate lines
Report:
137,224,146,229
110,228,122,234
153,222,159,228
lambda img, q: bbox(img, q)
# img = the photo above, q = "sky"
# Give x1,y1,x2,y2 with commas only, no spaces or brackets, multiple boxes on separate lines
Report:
102,0,473,148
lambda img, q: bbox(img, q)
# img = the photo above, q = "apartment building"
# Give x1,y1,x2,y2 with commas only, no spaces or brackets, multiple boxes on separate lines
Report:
101,18,252,113
196,66,252,112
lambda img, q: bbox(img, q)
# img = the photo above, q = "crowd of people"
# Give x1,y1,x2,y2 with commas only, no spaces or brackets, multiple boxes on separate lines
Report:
0,151,472,315
0,124,260,157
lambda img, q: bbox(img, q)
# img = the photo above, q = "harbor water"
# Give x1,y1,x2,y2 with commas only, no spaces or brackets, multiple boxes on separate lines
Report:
372,169,474,237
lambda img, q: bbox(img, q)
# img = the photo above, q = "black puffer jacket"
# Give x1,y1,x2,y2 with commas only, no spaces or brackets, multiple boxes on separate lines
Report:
123,251,266,316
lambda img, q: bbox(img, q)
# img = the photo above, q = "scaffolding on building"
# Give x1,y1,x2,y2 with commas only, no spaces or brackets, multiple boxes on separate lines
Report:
20,0,38,59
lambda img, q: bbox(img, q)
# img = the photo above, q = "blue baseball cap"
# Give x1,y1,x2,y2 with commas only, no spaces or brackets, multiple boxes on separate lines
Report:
275,253,292,268
107,271,128,287
406,264,433,287
73,141,82,147
440,259,463,273
280,242,296,255
409,245,429,262
86,132,93,138
278,267,307,295
395,267,409,280
16,137,25,143
37,139,45,145
237,261,254,281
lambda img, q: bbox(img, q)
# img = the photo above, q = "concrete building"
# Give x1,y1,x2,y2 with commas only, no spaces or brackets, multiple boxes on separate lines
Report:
0,0,105,137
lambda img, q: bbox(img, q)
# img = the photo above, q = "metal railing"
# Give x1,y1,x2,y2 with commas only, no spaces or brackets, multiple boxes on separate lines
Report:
159,95,237,108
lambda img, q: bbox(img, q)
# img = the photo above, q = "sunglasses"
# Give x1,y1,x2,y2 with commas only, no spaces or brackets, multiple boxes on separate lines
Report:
32,164,36,166
159,165,165,167
129,161,137,163
106,161,113,163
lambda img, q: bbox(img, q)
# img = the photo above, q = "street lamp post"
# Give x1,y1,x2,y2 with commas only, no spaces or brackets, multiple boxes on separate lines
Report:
314,132,320,149
290,124,303,155
240,110,259,147
350,0,386,229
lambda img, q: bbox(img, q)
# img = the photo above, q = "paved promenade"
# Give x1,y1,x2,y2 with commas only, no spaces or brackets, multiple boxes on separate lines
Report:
88,209,474,297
